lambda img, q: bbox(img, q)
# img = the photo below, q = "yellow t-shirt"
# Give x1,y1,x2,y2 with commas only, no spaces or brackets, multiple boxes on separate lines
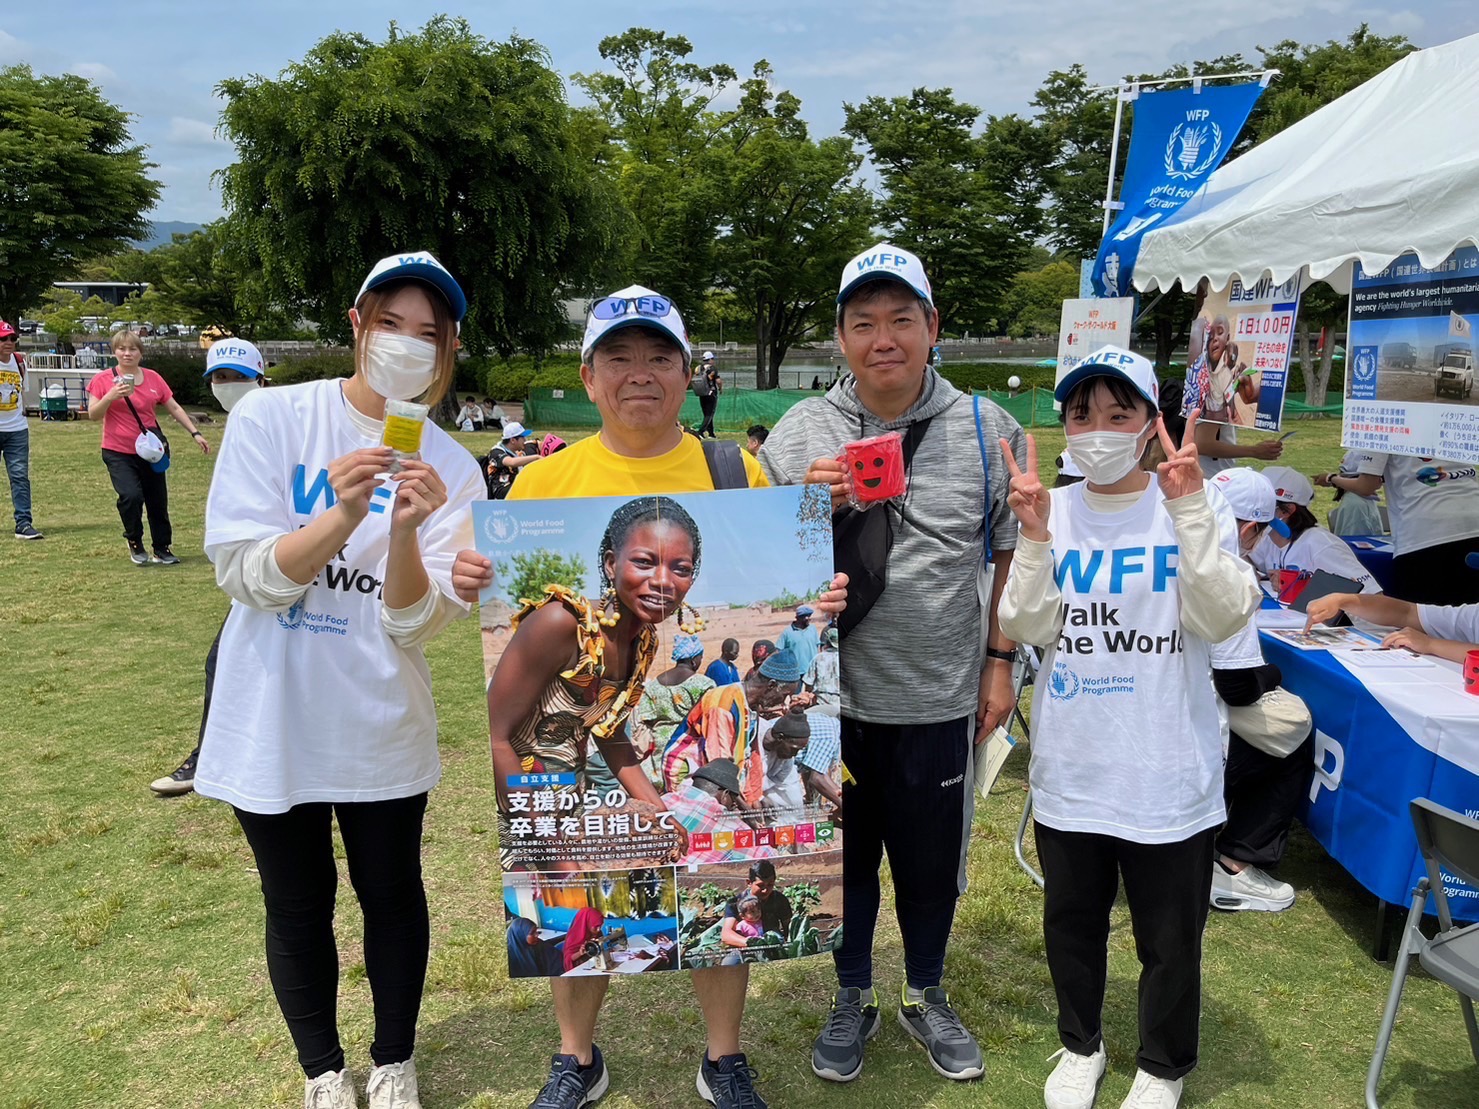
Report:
508,432,767,499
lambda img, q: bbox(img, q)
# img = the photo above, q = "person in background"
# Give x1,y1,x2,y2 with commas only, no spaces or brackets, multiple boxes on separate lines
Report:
746,425,769,456
1305,593,1479,663
151,338,270,796
775,604,821,678
485,420,537,499
695,351,722,439
1317,450,1385,536
660,758,760,866
744,640,776,682
0,320,42,539
1247,466,1380,595
482,397,505,429
86,329,211,565
811,375,823,391
1328,450,1479,604
618,633,716,792
1206,468,1314,914
757,705,812,817
455,395,485,432
705,639,742,687
803,626,841,713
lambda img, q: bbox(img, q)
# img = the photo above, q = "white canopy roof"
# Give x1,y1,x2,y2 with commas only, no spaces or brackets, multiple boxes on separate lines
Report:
1133,33,1479,294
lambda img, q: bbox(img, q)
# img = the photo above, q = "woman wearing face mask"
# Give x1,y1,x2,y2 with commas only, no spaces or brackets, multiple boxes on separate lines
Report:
996,346,1259,1109
193,253,486,1109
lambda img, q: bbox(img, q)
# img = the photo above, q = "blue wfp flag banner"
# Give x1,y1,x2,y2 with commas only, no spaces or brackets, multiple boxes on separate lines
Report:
1092,82,1265,299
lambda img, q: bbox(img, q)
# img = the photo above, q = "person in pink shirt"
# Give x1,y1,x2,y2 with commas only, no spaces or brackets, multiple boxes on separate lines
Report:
86,330,210,564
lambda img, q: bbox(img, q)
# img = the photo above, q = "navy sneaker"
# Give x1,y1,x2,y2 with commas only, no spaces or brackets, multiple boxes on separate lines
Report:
151,548,181,566
812,987,881,1082
14,524,43,540
896,986,985,1080
697,1053,766,1108
530,1047,608,1109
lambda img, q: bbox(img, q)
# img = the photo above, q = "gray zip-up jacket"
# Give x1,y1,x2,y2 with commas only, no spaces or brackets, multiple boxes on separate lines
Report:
759,370,1024,724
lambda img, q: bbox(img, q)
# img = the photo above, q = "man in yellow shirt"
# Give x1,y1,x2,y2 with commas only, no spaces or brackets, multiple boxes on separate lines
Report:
453,285,844,1109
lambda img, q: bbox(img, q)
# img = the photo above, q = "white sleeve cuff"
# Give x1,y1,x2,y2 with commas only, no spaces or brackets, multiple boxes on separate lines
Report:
214,536,308,613
381,583,465,648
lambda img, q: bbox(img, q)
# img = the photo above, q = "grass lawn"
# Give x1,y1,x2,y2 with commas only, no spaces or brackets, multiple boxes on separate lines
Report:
3,413,1477,1108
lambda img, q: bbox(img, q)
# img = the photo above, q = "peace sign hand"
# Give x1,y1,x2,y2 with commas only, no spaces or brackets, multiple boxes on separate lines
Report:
1156,408,1205,501
999,434,1051,543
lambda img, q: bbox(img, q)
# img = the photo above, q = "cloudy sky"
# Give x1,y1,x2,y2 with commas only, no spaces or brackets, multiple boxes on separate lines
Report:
6,1,1475,223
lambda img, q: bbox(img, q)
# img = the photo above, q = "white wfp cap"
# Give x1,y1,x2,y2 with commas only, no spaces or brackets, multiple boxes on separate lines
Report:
1210,467,1277,523
581,285,692,369
1053,344,1159,408
356,251,468,322
837,243,934,308
501,421,528,440
1262,465,1315,506
202,337,265,379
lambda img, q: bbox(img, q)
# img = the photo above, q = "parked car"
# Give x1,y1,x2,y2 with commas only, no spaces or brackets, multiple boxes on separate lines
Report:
1435,351,1475,399
17,319,40,335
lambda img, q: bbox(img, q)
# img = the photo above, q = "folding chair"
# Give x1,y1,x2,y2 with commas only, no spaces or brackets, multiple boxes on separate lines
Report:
1006,646,1044,890
1365,798,1479,1108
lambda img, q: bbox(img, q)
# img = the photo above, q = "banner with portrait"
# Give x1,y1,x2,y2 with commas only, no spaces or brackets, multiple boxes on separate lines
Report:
1344,246,1479,463
474,488,844,977
1182,273,1302,431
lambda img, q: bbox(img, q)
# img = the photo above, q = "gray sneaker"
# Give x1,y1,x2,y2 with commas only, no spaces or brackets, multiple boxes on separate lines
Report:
128,540,150,566
896,986,985,1080
812,987,881,1082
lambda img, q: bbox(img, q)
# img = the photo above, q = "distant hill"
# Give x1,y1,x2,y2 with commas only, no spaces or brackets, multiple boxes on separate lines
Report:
134,221,204,250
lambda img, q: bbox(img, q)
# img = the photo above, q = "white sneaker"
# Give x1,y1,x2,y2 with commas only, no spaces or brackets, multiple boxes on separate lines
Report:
366,1059,421,1109
1045,1044,1107,1109
304,1067,358,1109
1211,862,1295,912
1118,1069,1182,1108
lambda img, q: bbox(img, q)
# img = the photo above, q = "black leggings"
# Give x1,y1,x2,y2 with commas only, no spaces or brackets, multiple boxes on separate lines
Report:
833,715,973,991
234,794,430,1077
101,448,172,550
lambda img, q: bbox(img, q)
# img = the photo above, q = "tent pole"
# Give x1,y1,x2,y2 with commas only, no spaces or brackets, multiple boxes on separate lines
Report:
1101,86,1129,238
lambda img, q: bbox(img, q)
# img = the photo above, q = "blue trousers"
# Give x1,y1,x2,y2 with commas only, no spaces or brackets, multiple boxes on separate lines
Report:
0,427,32,528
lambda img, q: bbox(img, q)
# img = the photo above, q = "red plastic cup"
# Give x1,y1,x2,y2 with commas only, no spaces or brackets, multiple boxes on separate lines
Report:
842,432,906,503
1465,649,1479,695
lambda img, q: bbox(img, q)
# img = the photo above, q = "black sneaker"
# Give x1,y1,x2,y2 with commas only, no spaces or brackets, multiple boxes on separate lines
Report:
150,751,198,796
812,987,881,1082
697,1053,766,1109
14,524,43,540
530,1047,608,1109
128,540,150,565
896,986,985,1080
151,548,181,565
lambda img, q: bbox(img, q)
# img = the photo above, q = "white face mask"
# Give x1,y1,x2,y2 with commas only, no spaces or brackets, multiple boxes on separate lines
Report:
212,380,259,412
361,331,438,401
1065,421,1152,486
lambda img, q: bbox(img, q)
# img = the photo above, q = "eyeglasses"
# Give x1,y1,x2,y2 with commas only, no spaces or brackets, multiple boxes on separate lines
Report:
591,295,672,321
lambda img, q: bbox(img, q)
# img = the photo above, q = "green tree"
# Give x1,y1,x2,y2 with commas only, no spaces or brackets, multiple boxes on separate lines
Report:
495,549,589,607
0,65,160,320
843,88,1039,335
216,17,624,356
1246,26,1415,145
1002,261,1081,338
716,91,874,388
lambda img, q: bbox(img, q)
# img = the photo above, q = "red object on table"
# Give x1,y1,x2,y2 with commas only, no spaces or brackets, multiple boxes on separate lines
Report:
1277,569,1312,605
842,432,906,503
1464,649,1479,695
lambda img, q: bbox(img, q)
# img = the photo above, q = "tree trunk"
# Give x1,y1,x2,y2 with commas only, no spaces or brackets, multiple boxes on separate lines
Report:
754,294,768,391
1298,324,1315,398
1313,334,1335,408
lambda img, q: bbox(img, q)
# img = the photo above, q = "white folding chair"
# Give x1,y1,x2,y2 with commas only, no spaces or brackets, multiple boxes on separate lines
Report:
1007,646,1044,890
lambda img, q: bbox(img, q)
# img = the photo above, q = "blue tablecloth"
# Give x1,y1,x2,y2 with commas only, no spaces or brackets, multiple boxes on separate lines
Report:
1342,535,1396,593
1261,618,1479,914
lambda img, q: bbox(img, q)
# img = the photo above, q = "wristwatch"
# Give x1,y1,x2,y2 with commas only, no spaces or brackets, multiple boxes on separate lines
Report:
985,647,1016,663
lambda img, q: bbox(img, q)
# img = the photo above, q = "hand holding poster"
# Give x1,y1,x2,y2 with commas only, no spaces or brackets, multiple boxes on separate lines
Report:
1182,273,1301,431
476,488,844,977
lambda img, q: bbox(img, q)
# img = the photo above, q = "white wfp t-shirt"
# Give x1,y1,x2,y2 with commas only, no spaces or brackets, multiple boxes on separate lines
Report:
1418,603,1479,646
0,356,26,433
195,379,482,813
1031,483,1231,842
1355,451,1479,556
1248,528,1381,593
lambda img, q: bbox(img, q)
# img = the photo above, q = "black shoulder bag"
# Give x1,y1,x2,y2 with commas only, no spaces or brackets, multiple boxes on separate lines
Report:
831,415,933,638
701,439,749,489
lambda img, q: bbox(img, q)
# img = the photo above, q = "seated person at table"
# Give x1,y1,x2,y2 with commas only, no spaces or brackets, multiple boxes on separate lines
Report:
1248,467,1380,596
1315,452,1385,537
508,916,565,978
1304,594,1479,664
1207,469,1315,914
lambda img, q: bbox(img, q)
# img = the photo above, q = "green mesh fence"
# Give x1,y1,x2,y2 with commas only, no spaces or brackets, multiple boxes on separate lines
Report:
523,387,1344,431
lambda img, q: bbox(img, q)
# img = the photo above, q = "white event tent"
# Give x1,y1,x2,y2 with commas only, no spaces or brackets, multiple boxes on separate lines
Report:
1132,32,1479,294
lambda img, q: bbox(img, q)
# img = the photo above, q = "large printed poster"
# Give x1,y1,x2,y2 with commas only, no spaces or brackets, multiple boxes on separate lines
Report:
1344,246,1479,463
475,488,844,977
1057,297,1136,382
1182,273,1301,431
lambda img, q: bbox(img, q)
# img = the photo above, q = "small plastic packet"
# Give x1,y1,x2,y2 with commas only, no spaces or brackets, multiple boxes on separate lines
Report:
840,432,906,509
381,399,428,474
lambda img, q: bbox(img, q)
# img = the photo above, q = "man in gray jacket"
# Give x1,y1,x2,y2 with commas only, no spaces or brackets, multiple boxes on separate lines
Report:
759,244,1023,1087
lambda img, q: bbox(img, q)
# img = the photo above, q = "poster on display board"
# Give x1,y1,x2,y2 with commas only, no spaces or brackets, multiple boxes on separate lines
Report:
473,488,844,978
1056,298,1136,385
1344,246,1479,464
1181,273,1301,432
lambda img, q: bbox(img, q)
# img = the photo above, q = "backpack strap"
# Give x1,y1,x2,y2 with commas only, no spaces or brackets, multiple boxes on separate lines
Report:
973,395,993,562
702,438,749,490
